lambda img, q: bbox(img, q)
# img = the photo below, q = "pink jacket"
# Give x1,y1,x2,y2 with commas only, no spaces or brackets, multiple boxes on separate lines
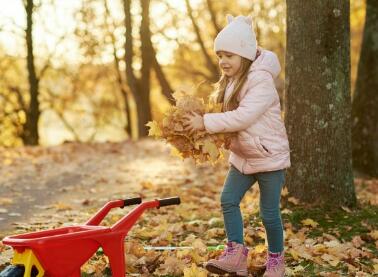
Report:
204,49,291,174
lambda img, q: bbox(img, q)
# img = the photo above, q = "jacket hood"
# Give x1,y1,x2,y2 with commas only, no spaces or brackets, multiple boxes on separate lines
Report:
249,49,281,78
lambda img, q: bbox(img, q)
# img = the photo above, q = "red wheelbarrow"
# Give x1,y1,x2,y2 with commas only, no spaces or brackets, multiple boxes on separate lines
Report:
0,197,180,277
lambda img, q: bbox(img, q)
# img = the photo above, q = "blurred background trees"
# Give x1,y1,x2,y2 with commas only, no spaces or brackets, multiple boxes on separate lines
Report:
0,0,287,145
0,0,375,181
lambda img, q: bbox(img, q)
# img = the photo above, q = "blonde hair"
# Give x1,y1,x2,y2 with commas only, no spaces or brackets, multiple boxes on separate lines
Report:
211,56,253,111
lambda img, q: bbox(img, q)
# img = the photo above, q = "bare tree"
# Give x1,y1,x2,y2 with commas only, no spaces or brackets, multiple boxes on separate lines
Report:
123,0,153,137
123,0,175,137
23,0,40,145
103,0,133,137
0,0,65,145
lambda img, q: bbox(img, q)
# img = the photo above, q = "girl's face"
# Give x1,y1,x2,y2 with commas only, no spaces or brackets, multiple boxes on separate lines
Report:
216,51,242,78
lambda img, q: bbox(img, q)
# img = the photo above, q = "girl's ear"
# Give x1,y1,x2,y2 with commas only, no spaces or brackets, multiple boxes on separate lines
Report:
226,14,234,24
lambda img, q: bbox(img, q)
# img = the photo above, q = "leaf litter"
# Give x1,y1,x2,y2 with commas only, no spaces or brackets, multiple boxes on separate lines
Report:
0,140,377,276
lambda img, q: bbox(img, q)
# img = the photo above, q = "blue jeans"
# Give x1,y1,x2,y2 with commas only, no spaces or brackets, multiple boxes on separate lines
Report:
221,165,285,253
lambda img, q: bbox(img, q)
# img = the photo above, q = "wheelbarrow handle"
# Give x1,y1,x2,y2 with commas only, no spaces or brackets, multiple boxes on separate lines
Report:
86,198,142,226
111,197,181,231
123,197,142,207
158,197,181,207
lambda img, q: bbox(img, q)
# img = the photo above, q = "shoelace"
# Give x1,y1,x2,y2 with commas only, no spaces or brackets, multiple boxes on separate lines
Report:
266,255,283,270
219,243,236,259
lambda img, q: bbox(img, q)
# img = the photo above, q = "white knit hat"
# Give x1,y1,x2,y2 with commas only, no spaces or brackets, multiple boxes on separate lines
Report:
214,15,257,61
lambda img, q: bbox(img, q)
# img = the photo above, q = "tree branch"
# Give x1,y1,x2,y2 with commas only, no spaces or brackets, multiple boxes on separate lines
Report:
123,0,139,95
184,0,218,81
8,86,27,112
38,32,68,80
150,46,175,104
206,0,221,34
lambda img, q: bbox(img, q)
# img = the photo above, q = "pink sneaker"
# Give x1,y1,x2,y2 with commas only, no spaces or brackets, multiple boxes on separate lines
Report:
263,251,285,277
205,241,249,276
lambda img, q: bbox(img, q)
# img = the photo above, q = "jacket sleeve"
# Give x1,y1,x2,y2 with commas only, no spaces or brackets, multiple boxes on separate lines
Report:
203,72,277,134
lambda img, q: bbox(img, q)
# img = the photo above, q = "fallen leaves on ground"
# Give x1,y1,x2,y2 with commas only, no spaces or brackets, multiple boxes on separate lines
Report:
0,140,377,276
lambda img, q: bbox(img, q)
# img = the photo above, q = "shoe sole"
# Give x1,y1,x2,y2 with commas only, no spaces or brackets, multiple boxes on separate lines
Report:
205,263,247,276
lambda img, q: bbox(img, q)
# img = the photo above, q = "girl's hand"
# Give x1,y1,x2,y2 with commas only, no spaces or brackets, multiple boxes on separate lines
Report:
183,112,205,134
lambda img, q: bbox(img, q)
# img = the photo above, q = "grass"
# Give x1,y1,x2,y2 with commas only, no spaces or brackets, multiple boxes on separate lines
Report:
280,202,378,275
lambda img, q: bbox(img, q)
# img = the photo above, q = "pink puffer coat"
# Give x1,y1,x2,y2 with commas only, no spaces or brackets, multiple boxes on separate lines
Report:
203,49,291,174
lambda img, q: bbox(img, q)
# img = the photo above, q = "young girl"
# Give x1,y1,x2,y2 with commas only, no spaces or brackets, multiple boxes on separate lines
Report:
183,15,290,277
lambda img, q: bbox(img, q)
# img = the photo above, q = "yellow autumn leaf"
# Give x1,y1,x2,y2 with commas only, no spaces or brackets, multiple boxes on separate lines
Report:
0,198,13,205
157,255,186,276
183,263,207,277
146,121,162,137
289,249,300,261
374,263,378,274
190,250,206,263
203,140,219,161
321,253,340,267
53,202,72,211
170,147,184,160
369,230,378,240
301,218,319,227
254,244,266,254
192,238,207,251
281,186,289,197
313,243,327,254
134,227,160,239
168,231,175,241
288,196,299,205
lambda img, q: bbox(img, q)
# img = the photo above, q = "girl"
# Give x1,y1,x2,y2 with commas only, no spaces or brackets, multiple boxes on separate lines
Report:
183,15,290,277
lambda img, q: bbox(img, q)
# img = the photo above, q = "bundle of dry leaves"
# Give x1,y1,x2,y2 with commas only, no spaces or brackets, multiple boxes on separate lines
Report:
147,88,233,164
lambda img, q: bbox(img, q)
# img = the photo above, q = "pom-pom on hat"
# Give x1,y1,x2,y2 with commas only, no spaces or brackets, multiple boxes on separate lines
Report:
214,15,258,61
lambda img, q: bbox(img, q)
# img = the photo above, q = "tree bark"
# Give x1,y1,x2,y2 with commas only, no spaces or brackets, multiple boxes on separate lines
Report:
23,0,40,145
123,0,153,138
123,0,139,100
104,0,133,137
285,0,356,206
352,0,378,177
137,0,153,137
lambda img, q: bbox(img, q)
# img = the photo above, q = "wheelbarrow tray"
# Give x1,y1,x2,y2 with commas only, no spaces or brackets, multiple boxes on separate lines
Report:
4,225,110,276
2,197,180,277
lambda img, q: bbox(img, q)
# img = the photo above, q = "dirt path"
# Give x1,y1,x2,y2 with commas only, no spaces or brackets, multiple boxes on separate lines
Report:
0,139,222,235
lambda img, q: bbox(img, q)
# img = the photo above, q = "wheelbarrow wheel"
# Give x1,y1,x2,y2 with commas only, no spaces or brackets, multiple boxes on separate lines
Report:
0,265,38,277
0,265,23,277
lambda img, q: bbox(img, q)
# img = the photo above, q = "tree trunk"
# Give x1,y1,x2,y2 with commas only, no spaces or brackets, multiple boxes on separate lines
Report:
285,0,356,206
136,0,153,137
23,0,40,145
104,0,133,138
123,0,154,138
352,0,378,177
